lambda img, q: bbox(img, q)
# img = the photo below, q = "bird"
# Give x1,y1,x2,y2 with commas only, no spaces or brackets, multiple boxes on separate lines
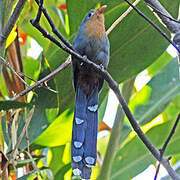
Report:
71,5,110,179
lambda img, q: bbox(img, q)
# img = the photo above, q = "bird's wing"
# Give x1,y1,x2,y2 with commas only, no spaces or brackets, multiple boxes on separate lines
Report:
72,33,87,90
95,36,110,91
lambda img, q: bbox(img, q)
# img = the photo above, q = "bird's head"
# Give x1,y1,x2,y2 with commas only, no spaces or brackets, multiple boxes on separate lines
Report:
81,5,107,38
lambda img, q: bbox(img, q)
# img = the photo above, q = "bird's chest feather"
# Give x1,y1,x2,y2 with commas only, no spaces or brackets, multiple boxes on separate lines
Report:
84,38,99,61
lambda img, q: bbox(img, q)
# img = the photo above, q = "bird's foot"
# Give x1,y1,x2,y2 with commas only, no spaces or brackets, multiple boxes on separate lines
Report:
99,64,105,70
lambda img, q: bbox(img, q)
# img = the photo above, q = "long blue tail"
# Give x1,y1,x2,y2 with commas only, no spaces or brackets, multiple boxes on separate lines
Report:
71,85,98,179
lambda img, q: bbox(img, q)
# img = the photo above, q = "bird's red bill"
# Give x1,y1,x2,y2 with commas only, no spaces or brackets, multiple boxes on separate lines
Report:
98,5,107,14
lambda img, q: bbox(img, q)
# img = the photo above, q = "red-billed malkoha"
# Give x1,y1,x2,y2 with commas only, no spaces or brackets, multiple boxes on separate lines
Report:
71,5,110,179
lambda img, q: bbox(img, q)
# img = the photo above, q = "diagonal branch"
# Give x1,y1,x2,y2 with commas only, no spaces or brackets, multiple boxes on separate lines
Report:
0,0,27,51
10,57,71,101
34,0,73,50
154,114,180,180
123,0,180,53
0,56,29,88
146,2,180,24
144,0,180,34
143,0,180,78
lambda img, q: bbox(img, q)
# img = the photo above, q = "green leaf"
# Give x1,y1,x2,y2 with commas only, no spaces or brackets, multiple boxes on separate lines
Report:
23,56,41,85
67,0,97,35
34,110,73,147
54,163,71,180
48,146,65,175
0,101,31,111
1,0,14,29
20,0,67,50
98,93,108,123
129,58,180,125
147,51,172,76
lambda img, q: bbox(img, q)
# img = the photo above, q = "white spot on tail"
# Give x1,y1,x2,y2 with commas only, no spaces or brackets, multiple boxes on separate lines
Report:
75,117,84,125
85,156,95,165
74,141,83,148
73,156,82,162
88,104,98,112
73,168,81,176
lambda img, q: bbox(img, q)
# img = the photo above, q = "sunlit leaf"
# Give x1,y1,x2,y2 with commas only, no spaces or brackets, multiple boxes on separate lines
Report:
129,58,180,125
6,25,17,48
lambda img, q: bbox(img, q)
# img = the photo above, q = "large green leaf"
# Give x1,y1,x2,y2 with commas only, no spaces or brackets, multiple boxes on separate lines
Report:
48,146,65,176
129,58,180,125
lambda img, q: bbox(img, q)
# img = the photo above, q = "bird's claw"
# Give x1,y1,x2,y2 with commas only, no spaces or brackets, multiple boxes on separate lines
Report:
81,55,88,66
99,64,104,70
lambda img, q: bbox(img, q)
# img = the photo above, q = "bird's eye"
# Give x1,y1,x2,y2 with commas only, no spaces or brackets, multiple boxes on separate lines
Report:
88,12,93,18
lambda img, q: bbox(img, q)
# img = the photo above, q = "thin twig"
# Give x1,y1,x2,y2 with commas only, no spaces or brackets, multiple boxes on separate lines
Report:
106,0,141,35
24,151,42,177
144,0,180,78
146,3,180,24
1,106,35,175
0,56,29,87
124,0,180,53
19,71,58,93
34,0,73,50
154,114,180,180
0,0,27,51
10,57,71,101
144,0,180,34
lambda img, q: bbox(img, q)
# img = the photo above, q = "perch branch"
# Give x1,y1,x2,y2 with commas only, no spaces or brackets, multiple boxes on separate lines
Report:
0,0,27,51
146,3,180,24
143,0,180,76
154,114,180,180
